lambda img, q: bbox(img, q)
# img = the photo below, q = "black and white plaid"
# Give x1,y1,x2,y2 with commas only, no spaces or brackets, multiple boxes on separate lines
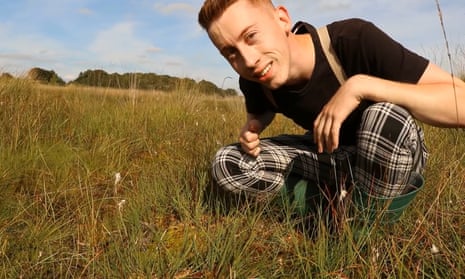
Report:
355,102,428,197
211,102,428,199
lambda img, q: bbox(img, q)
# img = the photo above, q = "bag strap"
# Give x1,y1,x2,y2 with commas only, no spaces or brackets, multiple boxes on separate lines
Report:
263,25,347,108
317,26,347,85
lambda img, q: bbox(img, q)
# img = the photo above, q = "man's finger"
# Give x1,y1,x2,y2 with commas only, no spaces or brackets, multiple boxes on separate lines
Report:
249,146,261,157
248,119,261,133
329,122,341,153
313,114,327,153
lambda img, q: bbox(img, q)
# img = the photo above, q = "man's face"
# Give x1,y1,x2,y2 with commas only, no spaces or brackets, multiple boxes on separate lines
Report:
207,0,292,89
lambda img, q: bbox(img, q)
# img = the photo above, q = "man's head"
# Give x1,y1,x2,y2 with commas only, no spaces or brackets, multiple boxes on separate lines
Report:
198,0,296,89
198,0,273,31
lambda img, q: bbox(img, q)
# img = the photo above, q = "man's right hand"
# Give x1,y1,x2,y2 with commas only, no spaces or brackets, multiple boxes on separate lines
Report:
239,119,262,157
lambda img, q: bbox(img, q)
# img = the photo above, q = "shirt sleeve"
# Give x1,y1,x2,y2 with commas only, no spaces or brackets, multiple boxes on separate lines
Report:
328,18,429,83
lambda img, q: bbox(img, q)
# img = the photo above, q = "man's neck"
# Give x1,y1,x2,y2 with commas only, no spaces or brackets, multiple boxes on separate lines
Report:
284,33,315,90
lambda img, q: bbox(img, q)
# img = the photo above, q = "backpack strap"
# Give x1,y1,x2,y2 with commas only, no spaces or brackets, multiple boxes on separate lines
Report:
317,26,347,85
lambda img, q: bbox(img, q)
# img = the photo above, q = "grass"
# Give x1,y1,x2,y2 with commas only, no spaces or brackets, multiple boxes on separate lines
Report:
0,78,464,278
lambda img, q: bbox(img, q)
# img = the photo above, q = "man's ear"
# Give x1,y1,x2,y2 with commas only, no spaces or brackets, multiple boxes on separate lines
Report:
275,5,292,35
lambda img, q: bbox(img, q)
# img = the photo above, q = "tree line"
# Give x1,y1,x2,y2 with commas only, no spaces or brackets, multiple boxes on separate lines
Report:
1,67,238,96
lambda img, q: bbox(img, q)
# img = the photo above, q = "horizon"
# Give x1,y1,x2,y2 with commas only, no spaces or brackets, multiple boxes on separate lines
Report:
1,0,464,91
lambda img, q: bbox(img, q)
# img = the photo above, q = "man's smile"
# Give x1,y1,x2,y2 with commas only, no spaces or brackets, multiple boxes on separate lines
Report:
260,63,272,77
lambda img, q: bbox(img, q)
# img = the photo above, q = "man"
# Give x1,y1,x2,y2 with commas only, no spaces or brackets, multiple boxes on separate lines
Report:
198,0,465,219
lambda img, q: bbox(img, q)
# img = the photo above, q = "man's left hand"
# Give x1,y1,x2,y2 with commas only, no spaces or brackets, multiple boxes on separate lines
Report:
313,76,363,153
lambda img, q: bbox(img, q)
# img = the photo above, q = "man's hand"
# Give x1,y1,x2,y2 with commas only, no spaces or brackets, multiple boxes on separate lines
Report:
313,77,363,153
239,119,263,157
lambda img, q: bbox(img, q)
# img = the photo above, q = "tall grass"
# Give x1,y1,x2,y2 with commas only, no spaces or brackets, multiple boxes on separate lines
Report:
0,77,464,278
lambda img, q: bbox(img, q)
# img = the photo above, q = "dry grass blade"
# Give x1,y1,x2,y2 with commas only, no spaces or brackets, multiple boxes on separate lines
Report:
435,0,460,129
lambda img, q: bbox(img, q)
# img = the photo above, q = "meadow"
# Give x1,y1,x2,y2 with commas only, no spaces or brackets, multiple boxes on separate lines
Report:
0,77,464,278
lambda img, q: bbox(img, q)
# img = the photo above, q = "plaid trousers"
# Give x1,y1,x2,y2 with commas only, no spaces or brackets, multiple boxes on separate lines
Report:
211,103,429,198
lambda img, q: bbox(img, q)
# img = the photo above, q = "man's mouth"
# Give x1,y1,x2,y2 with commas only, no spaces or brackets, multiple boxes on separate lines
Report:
260,63,272,77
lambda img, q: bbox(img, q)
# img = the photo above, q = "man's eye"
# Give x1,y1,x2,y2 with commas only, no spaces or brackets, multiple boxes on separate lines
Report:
227,53,237,61
245,32,257,43
223,48,237,61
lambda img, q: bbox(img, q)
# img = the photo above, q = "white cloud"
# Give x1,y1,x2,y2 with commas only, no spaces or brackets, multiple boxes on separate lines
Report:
154,2,197,15
274,0,350,14
0,24,73,73
146,46,162,53
317,0,351,11
78,8,94,15
89,21,162,64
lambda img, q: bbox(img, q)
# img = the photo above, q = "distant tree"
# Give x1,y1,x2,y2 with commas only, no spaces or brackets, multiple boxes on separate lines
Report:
198,79,221,95
73,69,111,87
69,69,238,96
223,88,238,96
0,72,14,80
27,67,65,85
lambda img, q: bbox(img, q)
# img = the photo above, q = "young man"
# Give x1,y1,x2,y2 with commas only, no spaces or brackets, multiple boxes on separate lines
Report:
198,0,465,217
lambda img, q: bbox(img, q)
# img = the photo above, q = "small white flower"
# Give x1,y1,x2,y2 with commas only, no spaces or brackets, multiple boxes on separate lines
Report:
339,189,348,201
371,247,380,262
431,244,440,254
114,172,122,185
118,199,126,211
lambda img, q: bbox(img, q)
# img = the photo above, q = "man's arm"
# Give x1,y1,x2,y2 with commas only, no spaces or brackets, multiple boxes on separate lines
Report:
357,62,465,127
314,62,465,153
239,111,275,157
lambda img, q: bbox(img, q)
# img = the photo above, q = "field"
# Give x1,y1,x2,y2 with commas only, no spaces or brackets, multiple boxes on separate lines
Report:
0,78,464,278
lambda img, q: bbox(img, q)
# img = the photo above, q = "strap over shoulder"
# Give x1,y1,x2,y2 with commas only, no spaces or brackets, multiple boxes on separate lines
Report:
317,26,347,85
262,24,348,109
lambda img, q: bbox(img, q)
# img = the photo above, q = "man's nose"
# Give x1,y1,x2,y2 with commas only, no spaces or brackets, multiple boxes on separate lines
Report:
239,46,260,68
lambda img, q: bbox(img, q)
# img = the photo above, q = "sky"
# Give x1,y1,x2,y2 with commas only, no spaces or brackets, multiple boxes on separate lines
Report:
1,0,464,91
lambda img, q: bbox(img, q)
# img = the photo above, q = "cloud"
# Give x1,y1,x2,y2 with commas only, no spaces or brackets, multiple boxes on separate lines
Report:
317,0,351,11
274,0,350,14
0,24,68,65
154,2,196,16
78,8,93,15
146,46,162,53
89,21,162,64
0,52,59,64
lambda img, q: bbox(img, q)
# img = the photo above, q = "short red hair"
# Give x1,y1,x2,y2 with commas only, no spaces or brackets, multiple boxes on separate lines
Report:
198,0,274,31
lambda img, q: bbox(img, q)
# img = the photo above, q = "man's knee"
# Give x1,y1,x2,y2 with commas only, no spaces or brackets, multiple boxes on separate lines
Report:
211,144,242,193
359,102,415,138
355,102,428,197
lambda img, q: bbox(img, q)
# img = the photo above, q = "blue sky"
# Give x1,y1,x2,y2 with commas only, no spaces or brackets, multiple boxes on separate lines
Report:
1,0,464,90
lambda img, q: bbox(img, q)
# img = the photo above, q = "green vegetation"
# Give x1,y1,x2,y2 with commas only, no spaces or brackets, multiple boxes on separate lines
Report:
0,78,464,278
9,67,238,96
26,67,66,86
71,69,237,96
